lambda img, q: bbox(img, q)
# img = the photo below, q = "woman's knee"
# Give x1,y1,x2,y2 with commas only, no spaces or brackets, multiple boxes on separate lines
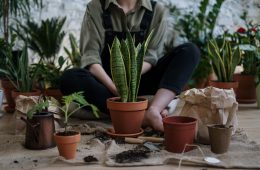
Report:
176,42,201,65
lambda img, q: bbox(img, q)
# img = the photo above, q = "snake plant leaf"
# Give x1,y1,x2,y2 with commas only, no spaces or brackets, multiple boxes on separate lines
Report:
121,40,131,90
126,32,137,102
110,37,128,102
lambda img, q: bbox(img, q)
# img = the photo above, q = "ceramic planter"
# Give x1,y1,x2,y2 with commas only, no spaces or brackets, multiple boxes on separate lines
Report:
233,74,256,103
45,88,63,103
208,124,232,154
209,81,239,90
163,116,197,153
256,84,260,109
21,112,56,150
107,97,148,134
54,131,80,160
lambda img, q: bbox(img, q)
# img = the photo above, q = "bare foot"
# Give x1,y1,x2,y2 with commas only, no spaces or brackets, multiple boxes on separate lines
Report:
143,106,164,132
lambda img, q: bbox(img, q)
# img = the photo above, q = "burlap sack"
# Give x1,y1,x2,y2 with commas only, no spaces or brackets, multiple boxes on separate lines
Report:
13,95,61,134
176,87,238,144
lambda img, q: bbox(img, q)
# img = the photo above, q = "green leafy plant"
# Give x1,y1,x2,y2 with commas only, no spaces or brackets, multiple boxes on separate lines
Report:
27,92,100,133
109,31,153,102
172,0,225,86
14,17,66,65
64,33,81,68
0,0,42,42
0,37,38,92
208,38,241,82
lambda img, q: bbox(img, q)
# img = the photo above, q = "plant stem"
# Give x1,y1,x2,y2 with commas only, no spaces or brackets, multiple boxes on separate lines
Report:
3,0,9,42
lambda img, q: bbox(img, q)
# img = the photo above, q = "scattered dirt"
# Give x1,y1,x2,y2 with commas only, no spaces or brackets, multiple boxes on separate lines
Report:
114,147,151,163
83,156,98,163
13,160,19,164
33,160,38,163
94,131,110,142
143,127,163,137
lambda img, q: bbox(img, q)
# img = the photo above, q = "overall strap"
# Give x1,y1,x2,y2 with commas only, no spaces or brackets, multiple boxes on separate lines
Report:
100,0,113,30
140,1,156,32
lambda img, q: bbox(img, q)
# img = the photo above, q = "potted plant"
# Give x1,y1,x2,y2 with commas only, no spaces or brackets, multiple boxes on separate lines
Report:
208,37,242,90
53,92,99,159
22,97,56,150
232,15,260,103
14,17,68,101
170,0,225,88
0,40,41,108
106,32,153,135
64,33,81,68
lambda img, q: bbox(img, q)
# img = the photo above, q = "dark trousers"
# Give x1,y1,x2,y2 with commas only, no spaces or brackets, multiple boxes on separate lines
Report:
60,43,200,113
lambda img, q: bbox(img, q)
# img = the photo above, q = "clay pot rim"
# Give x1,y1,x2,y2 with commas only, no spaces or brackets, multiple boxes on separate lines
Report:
30,111,54,118
163,116,197,125
107,96,147,104
54,131,80,137
207,124,233,129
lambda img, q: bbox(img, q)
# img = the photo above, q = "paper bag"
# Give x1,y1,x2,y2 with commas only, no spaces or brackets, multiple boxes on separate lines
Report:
176,87,238,144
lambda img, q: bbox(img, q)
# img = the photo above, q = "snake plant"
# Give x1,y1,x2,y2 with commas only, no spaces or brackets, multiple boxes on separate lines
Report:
109,31,153,102
208,38,241,82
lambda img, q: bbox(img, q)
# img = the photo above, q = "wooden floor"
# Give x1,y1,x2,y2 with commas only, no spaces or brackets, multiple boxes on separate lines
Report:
0,103,259,170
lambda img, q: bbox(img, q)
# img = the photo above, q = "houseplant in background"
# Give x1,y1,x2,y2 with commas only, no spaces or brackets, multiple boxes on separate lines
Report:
64,33,81,68
14,17,68,101
107,31,153,135
171,0,225,88
208,36,241,89
232,14,260,103
53,92,99,159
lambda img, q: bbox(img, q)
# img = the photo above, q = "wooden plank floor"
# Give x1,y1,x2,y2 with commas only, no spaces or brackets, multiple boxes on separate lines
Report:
0,103,259,170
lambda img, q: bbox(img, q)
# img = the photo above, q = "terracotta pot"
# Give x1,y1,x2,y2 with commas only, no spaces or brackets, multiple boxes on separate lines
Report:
256,84,260,109
208,124,233,154
11,89,41,107
54,131,80,160
22,112,56,150
107,97,148,134
163,116,197,153
233,74,256,104
209,81,239,90
45,88,63,103
1,79,16,113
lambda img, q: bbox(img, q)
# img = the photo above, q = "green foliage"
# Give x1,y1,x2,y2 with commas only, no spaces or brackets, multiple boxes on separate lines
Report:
208,38,241,82
109,31,153,102
64,33,81,68
14,17,66,64
0,36,38,92
173,0,225,85
0,0,42,42
26,92,100,132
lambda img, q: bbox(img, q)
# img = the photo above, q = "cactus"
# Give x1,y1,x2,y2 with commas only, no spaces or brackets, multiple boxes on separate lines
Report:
109,31,153,102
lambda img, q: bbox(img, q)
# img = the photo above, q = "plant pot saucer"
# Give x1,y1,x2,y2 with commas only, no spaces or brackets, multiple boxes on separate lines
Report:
106,128,144,138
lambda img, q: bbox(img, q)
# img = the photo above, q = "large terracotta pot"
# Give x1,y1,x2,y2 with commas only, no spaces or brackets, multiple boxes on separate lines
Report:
21,112,56,150
107,97,148,134
233,74,256,103
1,79,16,113
209,81,239,90
163,116,197,153
54,131,80,160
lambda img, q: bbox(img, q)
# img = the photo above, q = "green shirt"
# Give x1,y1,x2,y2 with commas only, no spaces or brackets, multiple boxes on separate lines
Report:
80,0,169,68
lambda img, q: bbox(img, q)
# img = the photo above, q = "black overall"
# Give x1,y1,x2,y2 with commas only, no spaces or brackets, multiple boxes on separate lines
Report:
60,0,200,113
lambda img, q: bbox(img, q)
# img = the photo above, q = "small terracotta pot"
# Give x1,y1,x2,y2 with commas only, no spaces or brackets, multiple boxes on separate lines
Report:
208,124,233,154
233,74,256,104
163,116,197,153
22,112,56,150
107,97,148,134
1,79,16,113
209,81,239,90
54,131,80,160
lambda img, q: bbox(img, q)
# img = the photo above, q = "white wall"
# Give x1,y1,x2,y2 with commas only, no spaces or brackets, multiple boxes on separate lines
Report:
5,0,260,57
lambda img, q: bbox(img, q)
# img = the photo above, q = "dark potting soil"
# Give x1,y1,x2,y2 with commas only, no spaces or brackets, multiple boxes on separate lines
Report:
83,156,98,163
56,131,78,136
143,127,164,137
94,131,110,142
114,148,151,163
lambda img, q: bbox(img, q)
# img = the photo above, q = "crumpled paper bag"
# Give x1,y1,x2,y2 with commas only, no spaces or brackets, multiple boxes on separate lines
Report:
13,95,61,134
176,86,238,144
